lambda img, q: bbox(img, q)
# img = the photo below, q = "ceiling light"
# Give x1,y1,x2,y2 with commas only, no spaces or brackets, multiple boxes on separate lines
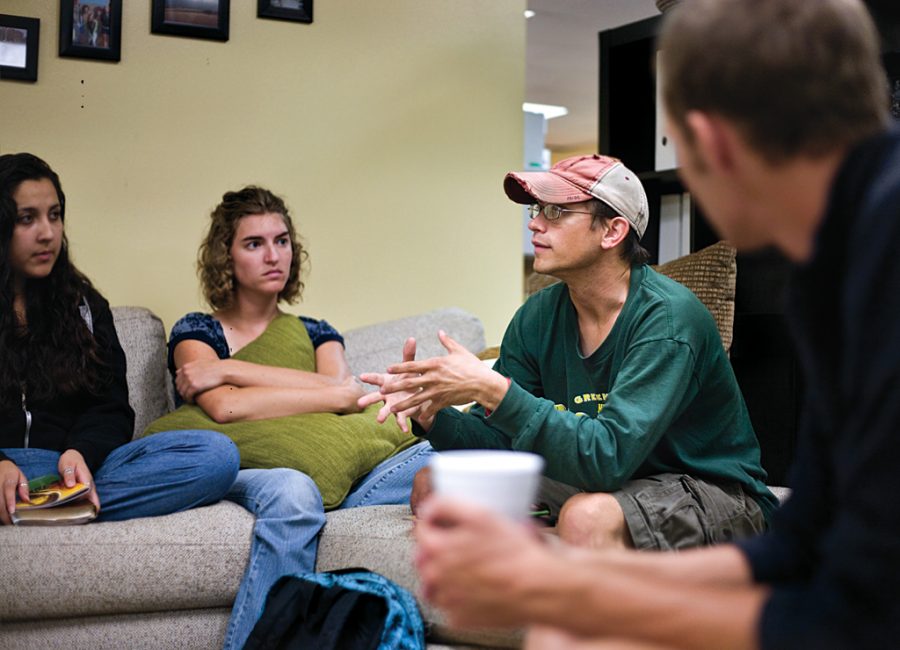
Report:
524,10,536,19
523,102,569,120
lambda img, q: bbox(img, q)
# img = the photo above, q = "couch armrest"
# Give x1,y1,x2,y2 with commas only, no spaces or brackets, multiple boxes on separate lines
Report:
112,306,173,438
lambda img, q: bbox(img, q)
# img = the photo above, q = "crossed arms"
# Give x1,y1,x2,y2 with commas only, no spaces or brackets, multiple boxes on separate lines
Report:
173,338,364,423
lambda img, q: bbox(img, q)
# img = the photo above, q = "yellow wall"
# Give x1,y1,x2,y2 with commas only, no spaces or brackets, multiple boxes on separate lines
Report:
0,1,525,345
550,145,597,165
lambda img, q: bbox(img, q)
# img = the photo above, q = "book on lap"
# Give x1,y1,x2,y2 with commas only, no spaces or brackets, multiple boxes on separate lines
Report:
12,473,97,526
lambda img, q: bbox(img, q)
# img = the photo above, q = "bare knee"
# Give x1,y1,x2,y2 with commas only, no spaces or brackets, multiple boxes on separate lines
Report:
556,492,630,549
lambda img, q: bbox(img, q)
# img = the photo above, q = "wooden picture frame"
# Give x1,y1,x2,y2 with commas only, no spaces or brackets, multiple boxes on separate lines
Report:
152,0,229,42
0,14,40,82
59,0,122,62
257,0,313,24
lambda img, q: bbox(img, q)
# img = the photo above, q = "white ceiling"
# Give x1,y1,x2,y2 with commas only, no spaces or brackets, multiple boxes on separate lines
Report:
526,0,661,152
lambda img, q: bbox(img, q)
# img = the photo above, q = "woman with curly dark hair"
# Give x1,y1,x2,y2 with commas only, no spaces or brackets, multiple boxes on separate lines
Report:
0,152,239,526
157,185,433,650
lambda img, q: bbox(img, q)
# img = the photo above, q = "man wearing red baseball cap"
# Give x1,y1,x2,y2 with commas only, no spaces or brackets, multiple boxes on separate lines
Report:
361,152,775,552
409,1,900,648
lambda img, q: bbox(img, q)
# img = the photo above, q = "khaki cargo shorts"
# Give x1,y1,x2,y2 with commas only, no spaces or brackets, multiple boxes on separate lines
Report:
537,472,766,550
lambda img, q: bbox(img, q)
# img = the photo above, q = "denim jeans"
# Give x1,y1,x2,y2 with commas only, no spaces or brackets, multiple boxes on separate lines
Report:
2,429,239,522
223,440,435,650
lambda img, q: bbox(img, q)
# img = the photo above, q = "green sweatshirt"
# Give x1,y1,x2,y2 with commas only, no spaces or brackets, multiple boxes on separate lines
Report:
423,265,777,520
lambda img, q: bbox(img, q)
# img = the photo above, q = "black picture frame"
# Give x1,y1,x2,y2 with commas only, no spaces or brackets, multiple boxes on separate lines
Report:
0,14,39,82
257,0,313,24
151,0,229,42
59,1,122,62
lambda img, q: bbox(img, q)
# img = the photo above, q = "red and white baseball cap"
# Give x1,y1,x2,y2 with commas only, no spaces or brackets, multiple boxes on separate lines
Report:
504,154,649,239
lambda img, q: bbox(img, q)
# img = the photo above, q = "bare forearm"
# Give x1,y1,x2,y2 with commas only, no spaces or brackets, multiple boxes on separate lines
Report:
522,545,765,650
198,384,359,423
573,544,754,588
222,359,346,389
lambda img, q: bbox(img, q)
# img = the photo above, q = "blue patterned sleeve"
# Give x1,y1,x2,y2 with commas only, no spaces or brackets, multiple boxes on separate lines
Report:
299,316,345,349
167,312,230,375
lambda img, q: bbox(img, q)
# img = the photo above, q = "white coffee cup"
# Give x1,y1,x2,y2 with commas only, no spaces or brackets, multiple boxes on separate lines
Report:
429,450,545,521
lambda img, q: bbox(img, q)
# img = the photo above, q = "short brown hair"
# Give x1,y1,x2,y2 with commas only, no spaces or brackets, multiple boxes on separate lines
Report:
198,186,307,310
660,0,889,163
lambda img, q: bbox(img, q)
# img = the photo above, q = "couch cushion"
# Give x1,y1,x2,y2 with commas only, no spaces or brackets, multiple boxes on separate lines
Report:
111,306,173,438
146,402,417,511
1,608,230,650
654,241,737,353
344,308,486,382
2,501,253,622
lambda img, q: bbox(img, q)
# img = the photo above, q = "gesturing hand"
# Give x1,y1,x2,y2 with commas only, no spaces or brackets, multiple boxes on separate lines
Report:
58,449,100,513
0,459,30,526
379,330,508,417
359,337,435,432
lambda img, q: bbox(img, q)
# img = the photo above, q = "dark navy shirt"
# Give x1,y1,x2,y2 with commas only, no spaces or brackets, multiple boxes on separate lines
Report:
736,129,900,649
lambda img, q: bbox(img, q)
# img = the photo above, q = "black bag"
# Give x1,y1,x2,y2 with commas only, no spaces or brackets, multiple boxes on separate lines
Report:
243,568,426,650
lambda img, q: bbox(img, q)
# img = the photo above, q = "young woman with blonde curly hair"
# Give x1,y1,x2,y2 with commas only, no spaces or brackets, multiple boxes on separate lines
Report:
161,186,432,650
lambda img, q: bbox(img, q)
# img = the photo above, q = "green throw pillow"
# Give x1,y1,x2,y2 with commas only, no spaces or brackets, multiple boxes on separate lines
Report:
144,313,417,509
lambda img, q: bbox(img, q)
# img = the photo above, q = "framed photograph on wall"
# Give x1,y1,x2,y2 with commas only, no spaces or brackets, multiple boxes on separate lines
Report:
258,0,313,24
151,0,229,41
0,14,39,82
59,0,122,62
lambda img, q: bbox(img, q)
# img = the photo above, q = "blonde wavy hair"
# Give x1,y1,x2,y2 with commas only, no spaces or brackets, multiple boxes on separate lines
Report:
198,186,307,310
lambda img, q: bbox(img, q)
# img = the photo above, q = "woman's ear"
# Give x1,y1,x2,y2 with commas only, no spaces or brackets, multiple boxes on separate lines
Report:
600,216,631,250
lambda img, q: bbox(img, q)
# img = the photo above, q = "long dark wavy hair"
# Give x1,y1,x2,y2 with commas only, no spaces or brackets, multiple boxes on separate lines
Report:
0,153,107,410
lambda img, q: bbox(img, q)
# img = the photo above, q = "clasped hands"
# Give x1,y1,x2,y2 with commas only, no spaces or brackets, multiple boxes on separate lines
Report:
358,330,508,433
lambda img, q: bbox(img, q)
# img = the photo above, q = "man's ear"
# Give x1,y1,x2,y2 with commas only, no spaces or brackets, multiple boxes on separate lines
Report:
600,216,631,250
685,111,736,175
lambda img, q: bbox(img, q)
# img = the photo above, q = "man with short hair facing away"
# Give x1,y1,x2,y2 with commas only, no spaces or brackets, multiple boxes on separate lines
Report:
362,153,775,553
412,1,900,648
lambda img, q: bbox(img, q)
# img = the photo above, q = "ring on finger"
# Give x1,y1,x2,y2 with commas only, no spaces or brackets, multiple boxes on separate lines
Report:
64,467,74,474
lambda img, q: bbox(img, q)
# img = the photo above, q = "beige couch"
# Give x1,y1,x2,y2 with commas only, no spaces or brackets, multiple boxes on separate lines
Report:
0,306,499,650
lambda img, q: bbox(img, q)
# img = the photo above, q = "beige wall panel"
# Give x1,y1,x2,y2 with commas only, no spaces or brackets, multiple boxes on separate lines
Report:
0,0,525,345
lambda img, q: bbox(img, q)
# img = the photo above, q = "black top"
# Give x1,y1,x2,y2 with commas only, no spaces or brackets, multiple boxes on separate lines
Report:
737,129,900,648
0,289,135,473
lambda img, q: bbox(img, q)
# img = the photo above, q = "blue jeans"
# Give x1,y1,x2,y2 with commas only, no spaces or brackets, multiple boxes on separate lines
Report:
223,440,435,650
2,430,239,522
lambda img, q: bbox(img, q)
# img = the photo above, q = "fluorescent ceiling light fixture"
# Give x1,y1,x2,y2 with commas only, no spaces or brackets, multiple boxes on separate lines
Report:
523,102,569,119
524,10,536,18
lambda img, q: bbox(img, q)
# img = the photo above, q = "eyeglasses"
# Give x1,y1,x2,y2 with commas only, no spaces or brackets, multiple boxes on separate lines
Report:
528,203,593,222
